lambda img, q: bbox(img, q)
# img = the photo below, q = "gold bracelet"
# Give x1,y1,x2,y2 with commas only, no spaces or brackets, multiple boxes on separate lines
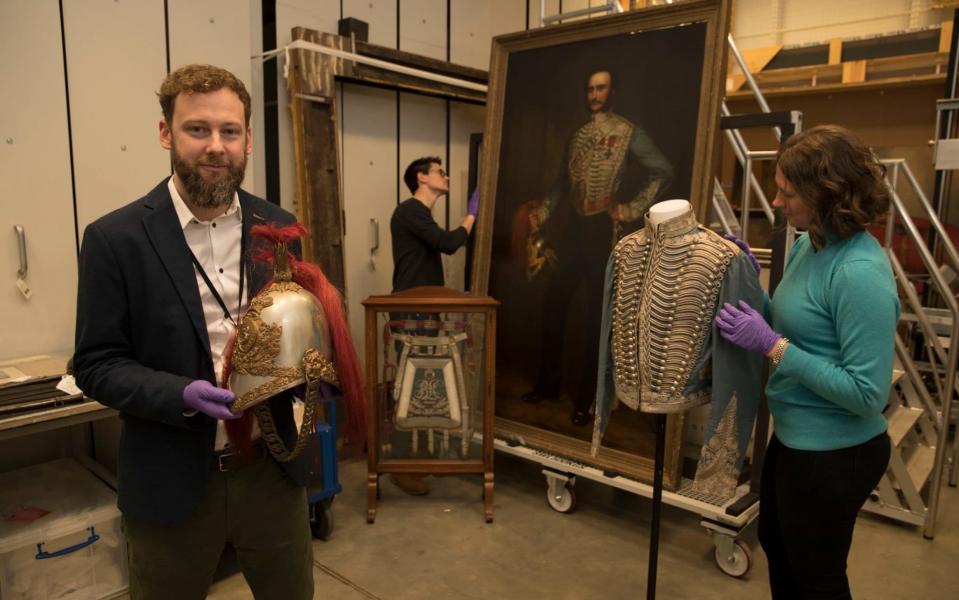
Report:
770,338,789,367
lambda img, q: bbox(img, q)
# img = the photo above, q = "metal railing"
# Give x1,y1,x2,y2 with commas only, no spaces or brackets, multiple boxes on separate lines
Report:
880,157,959,538
540,0,623,25
716,35,801,258
720,34,779,239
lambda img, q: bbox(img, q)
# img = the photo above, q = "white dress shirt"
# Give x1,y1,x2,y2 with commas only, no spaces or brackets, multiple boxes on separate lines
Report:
169,179,250,450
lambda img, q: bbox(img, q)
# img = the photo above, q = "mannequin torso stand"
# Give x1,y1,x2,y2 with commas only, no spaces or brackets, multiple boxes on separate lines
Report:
644,199,691,600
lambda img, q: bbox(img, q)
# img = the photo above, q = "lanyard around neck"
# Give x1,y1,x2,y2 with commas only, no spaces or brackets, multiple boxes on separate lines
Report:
189,228,246,326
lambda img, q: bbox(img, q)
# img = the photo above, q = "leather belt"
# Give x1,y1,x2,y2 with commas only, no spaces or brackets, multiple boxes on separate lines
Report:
211,439,266,472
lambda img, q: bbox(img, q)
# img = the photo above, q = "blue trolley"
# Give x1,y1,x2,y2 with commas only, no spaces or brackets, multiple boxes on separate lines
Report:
306,399,342,540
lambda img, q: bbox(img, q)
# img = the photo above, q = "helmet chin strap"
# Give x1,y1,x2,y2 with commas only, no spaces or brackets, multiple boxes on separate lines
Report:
255,349,329,462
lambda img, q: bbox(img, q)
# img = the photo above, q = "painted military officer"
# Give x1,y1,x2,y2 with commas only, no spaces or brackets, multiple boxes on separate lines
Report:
523,68,673,426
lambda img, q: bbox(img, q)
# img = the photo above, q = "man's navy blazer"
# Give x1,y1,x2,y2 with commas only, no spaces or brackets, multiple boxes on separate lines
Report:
73,178,305,525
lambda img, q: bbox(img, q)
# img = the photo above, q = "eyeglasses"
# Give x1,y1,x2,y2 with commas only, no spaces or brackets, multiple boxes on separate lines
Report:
430,168,448,178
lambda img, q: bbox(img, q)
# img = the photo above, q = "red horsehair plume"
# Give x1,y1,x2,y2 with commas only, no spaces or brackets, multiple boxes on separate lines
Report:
223,222,367,449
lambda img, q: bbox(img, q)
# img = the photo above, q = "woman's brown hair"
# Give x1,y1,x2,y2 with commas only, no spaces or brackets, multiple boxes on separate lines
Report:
776,125,889,249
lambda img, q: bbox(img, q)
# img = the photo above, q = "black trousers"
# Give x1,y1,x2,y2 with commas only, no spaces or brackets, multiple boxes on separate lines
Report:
758,432,890,600
533,212,611,413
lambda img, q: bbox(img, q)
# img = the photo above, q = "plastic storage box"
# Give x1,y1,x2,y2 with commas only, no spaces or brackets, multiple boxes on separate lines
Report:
0,459,127,599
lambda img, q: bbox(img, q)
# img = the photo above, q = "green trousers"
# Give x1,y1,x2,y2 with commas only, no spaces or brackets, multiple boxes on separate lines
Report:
122,456,314,599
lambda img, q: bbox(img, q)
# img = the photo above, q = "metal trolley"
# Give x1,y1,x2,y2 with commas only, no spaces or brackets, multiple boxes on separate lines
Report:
494,437,759,578
306,400,342,540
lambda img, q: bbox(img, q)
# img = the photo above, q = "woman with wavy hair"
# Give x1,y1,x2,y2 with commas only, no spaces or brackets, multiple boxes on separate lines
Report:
715,125,898,599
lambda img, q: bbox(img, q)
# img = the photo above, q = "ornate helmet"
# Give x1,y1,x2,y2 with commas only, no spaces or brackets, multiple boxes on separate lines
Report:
224,223,365,462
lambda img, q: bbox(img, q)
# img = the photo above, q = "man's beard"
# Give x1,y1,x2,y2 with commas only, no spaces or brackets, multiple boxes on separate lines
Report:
172,147,247,209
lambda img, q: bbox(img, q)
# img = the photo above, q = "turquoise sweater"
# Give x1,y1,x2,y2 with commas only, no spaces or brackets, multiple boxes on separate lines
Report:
766,230,899,451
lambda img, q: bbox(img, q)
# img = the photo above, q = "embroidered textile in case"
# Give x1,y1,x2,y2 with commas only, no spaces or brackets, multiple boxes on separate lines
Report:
392,332,470,456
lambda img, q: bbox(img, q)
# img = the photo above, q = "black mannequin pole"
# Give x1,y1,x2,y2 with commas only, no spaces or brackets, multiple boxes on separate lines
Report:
647,413,667,599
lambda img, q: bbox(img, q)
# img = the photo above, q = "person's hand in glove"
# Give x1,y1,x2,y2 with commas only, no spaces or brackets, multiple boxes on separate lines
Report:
183,380,241,420
723,234,760,275
714,300,780,355
467,187,480,218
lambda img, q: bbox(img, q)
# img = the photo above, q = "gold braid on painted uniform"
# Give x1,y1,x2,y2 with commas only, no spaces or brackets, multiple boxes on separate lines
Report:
568,113,633,216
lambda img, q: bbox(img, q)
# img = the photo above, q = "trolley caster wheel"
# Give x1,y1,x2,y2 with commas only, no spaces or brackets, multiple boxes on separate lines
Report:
310,500,334,541
546,482,577,513
714,539,751,578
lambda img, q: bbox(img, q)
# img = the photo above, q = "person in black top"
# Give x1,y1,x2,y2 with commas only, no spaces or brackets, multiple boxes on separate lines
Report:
391,156,478,291
388,156,478,495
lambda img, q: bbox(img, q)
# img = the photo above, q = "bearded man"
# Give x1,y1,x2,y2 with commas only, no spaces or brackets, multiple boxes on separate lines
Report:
522,68,673,426
73,65,314,598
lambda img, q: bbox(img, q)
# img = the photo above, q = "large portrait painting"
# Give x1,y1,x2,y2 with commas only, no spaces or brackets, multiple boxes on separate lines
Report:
472,1,731,488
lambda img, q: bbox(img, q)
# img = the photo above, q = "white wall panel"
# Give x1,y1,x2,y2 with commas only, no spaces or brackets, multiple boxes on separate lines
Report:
167,0,258,194
341,84,398,357
446,102,485,290
488,0,528,39
275,1,341,213
450,1,486,68
400,0,446,60
0,0,77,359
451,0,526,69
398,93,447,228
279,0,340,40
344,0,398,48
62,0,168,234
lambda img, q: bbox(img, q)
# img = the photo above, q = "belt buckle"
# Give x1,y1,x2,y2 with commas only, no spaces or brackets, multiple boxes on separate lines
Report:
216,450,239,472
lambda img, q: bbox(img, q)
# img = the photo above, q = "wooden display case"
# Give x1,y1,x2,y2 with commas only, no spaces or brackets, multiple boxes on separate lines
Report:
362,287,498,522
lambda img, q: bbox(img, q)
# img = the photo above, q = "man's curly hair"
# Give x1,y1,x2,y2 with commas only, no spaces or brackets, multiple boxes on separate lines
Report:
158,64,251,126
777,125,889,250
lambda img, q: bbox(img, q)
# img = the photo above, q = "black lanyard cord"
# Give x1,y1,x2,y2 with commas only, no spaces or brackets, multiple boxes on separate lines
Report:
189,231,246,326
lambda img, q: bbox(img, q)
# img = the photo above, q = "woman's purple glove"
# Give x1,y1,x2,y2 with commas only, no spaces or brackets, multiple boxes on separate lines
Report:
467,188,480,218
723,234,760,275
183,380,240,420
714,300,781,355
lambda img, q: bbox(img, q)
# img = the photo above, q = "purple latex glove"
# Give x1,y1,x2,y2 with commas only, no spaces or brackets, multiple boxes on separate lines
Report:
723,234,760,275
714,300,781,355
183,380,240,420
467,188,480,218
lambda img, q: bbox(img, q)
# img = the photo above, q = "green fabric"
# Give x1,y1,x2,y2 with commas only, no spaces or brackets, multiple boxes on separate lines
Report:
123,457,314,599
766,231,899,451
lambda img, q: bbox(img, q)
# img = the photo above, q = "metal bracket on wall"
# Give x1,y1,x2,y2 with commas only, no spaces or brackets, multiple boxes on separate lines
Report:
13,225,31,300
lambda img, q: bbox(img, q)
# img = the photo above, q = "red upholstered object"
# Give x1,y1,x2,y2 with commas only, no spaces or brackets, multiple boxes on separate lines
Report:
867,215,959,296
867,216,959,272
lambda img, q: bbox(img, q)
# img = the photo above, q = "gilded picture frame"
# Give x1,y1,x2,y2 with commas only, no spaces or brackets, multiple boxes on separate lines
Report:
470,0,732,489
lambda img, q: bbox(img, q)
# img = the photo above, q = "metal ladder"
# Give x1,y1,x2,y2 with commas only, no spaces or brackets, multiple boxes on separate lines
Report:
864,157,959,539
721,36,956,538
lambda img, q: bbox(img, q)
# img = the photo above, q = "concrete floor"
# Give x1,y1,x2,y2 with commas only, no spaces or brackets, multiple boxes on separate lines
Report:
205,452,959,599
